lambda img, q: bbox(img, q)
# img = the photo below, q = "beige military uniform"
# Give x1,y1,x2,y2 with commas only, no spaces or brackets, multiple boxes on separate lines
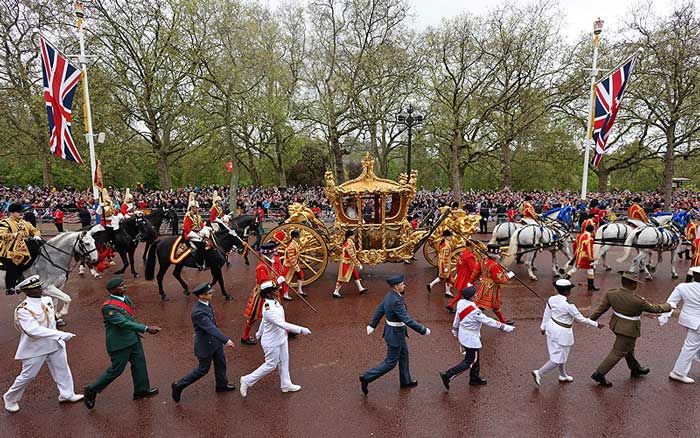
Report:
590,287,672,375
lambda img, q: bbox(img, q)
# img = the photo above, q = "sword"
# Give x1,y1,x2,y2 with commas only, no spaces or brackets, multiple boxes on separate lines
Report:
243,242,318,313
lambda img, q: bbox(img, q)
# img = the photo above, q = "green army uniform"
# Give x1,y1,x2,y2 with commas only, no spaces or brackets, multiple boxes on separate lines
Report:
590,287,672,375
87,294,151,394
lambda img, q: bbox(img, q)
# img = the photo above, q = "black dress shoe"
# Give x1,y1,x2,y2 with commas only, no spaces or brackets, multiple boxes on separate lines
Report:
171,382,183,403
216,383,236,392
224,294,234,301
240,337,257,345
469,377,487,386
439,372,450,390
133,387,159,400
631,367,650,378
84,386,97,409
332,293,344,299
425,284,431,293
445,306,455,314
505,320,516,326
359,376,369,395
591,372,613,387
359,288,369,294
400,380,418,388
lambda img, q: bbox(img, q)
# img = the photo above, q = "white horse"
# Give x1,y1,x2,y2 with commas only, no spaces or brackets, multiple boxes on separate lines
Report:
616,222,682,280
506,224,574,281
489,222,524,247
1,228,100,324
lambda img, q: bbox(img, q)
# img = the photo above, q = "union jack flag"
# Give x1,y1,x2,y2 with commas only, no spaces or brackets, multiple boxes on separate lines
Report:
591,52,639,167
40,36,84,164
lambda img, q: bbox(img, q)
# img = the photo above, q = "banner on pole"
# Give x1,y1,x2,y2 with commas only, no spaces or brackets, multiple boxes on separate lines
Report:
591,51,640,167
225,160,233,173
40,36,84,164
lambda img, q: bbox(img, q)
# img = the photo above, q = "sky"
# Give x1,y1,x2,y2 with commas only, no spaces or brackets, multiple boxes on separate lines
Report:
264,0,678,41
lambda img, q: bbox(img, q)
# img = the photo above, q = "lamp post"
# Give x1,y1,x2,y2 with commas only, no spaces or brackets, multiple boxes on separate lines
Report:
397,104,424,175
580,17,604,200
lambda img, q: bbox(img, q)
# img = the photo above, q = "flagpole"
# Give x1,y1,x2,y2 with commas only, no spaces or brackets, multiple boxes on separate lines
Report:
580,18,604,200
75,1,98,200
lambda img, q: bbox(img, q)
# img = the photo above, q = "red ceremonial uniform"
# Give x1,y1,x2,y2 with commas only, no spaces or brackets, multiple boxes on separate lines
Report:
581,218,596,233
183,212,203,240
470,258,509,310
283,240,303,283
507,209,517,222
254,207,264,224
685,222,697,243
52,210,64,224
591,207,606,226
448,247,479,310
210,204,223,223
521,202,537,220
338,239,361,283
438,239,454,281
120,203,129,215
573,230,595,269
628,203,649,223
692,236,700,268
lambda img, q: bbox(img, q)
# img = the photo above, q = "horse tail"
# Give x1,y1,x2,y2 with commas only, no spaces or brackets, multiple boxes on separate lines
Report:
145,239,159,280
488,223,500,245
616,229,637,264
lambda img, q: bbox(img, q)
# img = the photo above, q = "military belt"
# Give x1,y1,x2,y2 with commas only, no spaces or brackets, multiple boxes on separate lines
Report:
385,320,405,327
551,318,572,329
613,310,640,321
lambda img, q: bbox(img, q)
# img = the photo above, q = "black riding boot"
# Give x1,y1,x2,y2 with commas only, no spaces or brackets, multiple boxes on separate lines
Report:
587,278,600,292
2,259,19,295
195,241,206,270
687,274,694,283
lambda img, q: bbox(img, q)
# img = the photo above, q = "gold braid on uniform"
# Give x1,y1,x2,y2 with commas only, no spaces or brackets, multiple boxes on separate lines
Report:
13,302,50,339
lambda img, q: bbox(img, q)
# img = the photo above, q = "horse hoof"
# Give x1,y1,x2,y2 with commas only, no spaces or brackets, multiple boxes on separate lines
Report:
224,294,234,301
532,267,538,272
530,276,538,281
56,319,67,327
672,274,679,279
160,294,170,301
183,289,190,296
95,274,103,279
133,273,140,278
78,272,84,276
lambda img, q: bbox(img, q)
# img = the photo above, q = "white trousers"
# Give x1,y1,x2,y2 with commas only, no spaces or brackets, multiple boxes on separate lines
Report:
672,328,700,377
3,347,76,403
242,341,292,389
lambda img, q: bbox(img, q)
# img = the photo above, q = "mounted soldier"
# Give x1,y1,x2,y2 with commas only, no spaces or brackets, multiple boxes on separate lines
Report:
183,193,208,270
521,195,540,226
210,191,224,224
627,197,650,226
0,203,42,295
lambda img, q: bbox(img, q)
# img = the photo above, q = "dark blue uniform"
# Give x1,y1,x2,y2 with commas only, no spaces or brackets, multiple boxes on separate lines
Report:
174,301,231,390
361,290,427,386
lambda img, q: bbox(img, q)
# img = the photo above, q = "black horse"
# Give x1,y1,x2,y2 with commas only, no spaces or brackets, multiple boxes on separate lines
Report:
143,207,179,262
93,216,157,277
144,227,244,301
227,214,260,265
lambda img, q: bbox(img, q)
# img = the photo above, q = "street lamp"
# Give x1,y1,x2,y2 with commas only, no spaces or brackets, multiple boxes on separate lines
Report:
397,104,424,175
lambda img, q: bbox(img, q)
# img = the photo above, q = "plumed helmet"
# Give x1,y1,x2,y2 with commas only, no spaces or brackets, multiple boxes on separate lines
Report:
188,192,199,210
212,190,222,203
123,188,133,202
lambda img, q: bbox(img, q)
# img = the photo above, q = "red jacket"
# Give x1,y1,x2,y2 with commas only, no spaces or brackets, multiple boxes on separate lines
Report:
53,210,64,224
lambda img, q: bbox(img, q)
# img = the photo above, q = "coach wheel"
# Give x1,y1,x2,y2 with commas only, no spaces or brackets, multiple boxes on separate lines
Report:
262,223,329,287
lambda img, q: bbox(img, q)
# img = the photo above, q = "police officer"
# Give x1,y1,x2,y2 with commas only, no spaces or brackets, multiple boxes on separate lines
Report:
171,283,236,403
359,274,430,395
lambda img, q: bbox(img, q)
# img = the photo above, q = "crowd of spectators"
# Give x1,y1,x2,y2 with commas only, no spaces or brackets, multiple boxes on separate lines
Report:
2,185,699,226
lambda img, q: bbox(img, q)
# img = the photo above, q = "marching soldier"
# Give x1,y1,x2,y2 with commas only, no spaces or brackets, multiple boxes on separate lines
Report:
427,230,455,297
332,229,368,298
210,191,224,224
0,202,41,295
183,193,206,270
439,285,514,390
3,275,83,413
359,274,430,395
566,224,599,291
531,279,602,387
681,220,697,263
470,244,515,324
521,195,540,225
171,283,236,403
241,243,287,345
659,267,700,384
239,280,311,398
84,277,161,409
283,229,306,297
589,272,674,387
627,197,649,224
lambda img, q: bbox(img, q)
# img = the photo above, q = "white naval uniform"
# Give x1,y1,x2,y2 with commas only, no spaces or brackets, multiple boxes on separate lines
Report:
452,299,507,348
540,294,597,363
3,297,78,404
241,298,305,389
665,282,700,377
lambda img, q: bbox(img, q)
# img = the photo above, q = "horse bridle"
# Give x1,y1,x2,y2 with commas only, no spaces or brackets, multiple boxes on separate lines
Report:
38,232,98,276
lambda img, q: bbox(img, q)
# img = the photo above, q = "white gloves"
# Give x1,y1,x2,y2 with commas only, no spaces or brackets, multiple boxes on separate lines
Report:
60,332,76,341
506,271,515,279
424,328,431,336
359,265,364,271
300,327,311,335
658,310,673,326
277,276,286,285
451,330,458,338
501,324,515,333
366,325,374,335
32,236,42,241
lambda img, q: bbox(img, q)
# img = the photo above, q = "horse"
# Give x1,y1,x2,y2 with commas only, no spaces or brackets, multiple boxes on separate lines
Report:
92,215,157,278
505,206,575,281
616,211,689,280
1,228,100,324
144,219,245,301
217,214,259,266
